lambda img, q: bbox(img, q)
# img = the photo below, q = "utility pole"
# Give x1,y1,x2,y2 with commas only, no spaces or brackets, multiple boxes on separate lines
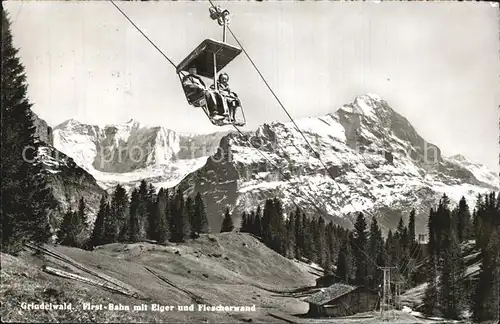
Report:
380,267,396,320
393,280,405,311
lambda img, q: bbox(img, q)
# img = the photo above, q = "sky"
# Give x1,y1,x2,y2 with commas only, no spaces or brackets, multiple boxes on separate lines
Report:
5,1,500,171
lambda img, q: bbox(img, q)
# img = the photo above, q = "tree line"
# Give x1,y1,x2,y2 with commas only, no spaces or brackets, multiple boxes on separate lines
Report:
422,192,500,321
238,197,422,291
57,180,210,249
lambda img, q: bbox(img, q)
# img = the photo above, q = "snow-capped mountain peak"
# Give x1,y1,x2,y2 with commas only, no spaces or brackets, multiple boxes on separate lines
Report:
51,95,498,233
53,119,228,192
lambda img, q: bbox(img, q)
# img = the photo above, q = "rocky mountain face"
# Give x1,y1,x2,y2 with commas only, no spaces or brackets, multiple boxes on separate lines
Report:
32,113,106,229
52,119,229,192
50,94,498,234
173,94,498,233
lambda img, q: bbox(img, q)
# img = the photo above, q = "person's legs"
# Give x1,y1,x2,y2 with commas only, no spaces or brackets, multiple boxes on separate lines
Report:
204,91,218,116
214,93,227,116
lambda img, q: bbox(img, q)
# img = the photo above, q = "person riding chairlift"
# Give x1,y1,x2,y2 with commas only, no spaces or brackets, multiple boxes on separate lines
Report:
210,72,241,122
181,67,225,119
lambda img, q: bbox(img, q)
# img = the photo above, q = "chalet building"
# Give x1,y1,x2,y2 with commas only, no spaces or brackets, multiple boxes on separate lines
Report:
304,283,379,318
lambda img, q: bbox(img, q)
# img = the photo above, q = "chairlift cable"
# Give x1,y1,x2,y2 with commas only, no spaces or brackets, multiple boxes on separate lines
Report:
108,0,177,68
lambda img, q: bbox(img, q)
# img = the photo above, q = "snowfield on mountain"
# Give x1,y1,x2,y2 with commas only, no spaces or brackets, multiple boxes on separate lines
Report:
50,94,498,233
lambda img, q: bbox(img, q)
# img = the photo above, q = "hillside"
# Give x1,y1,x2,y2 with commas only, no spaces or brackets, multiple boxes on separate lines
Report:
1,233,319,323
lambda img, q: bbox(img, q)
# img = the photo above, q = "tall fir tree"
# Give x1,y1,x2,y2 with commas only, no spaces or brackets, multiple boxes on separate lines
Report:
170,188,189,242
438,231,465,319
427,208,436,259
77,198,87,228
155,188,170,244
472,227,500,321
285,211,296,259
353,212,368,287
1,10,56,253
136,180,149,240
193,192,209,234
408,209,416,244
254,206,262,238
146,183,157,239
128,188,140,242
456,196,471,243
220,208,234,232
240,212,248,233
88,196,108,249
422,255,439,317
336,234,354,284
185,196,195,237
368,217,384,288
56,211,80,247
104,184,128,243
294,207,304,259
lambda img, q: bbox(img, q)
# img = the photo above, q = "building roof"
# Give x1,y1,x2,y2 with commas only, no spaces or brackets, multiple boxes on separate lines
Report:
303,283,358,306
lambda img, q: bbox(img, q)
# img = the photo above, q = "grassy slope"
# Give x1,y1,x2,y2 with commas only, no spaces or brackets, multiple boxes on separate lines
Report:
1,232,318,323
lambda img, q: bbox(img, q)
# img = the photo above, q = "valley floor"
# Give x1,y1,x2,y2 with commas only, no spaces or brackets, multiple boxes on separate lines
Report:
0,233,461,323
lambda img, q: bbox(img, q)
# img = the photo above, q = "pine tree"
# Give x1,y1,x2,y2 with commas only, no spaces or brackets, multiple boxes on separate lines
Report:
128,189,140,242
302,214,313,261
353,212,368,287
261,199,273,245
422,256,439,317
193,192,209,234
473,228,500,321
136,180,149,240
240,212,248,233
1,10,56,254
57,198,87,248
456,196,471,243
294,207,303,259
368,217,384,288
336,235,352,284
170,188,189,242
155,188,170,244
104,184,128,243
394,217,405,268
220,208,234,232
408,209,416,244
181,194,191,240
385,229,395,266
185,196,195,237
56,211,80,247
438,231,465,319
88,196,108,249
254,206,262,238
146,183,157,239
77,197,87,228
428,208,437,258
286,211,296,259
315,216,327,267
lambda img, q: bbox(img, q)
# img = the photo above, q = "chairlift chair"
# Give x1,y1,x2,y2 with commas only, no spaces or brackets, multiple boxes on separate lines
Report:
177,7,246,127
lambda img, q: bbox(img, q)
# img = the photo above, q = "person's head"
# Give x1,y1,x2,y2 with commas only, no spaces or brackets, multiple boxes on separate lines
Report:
188,67,197,75
218,73,229,84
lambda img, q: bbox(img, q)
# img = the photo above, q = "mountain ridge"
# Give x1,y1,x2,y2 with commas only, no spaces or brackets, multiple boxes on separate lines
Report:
49,94,498,233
